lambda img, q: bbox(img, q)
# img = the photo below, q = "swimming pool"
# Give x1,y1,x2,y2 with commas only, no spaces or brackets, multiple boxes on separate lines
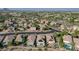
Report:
64,43,73,50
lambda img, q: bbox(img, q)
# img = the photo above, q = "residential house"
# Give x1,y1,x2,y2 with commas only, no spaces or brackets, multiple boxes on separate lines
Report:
27,27,37,47
46,34,55,48
2,28,15,45
73,38,79,51
36,34,45,47
63,35,72,43
15,34,23,42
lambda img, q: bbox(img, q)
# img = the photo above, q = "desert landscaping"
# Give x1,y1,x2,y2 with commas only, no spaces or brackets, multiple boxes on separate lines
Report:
0,9,79,51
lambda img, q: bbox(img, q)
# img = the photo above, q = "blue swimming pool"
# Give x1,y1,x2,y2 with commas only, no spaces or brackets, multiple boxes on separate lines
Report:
64,43,73,50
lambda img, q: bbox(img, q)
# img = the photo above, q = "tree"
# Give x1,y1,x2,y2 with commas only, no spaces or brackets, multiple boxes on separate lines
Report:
68,16,76,26
73,29,79,38
21,35,28,46
53,32,64,49
71,35,75,50
57,32,64,48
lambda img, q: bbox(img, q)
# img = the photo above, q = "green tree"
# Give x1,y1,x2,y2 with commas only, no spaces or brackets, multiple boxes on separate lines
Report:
53,32,65,49
71,35,75,50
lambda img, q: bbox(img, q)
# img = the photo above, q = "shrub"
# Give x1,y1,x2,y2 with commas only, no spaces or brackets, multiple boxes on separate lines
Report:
38,48,42,51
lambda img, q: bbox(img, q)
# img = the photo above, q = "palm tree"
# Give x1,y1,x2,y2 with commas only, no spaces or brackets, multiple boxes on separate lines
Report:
71,35,75,50
73,29,79,38
53,32,64,49
22,35,28,46
68,15,77,27
0,35,7,48
70,30,79,50
53,34,58,49
57,32,64,48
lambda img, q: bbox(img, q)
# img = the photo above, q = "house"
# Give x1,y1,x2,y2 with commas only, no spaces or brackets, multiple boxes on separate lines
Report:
66,25,79,33
60,25,65,31
50,21,56,26
2,28,15,45
15,34,23,42
73,38,79,51
40,19,48,24
23,23,27,29
27,27,37,47
46,34,55,48
72,25,79,31
63,35,72,43
3,35,15,45
27,34,36,47
4,20,10,27
38,24,45,31
36,35,45,47
30,27,36,31
0,35,4,42
18,21,24,27
9,12,21,16
18,27,24,31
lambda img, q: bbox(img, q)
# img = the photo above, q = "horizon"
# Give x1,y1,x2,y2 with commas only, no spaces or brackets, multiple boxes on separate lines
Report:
0,8,79,12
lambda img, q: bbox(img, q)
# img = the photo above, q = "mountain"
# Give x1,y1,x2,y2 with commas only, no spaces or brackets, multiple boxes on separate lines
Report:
0,8,79,12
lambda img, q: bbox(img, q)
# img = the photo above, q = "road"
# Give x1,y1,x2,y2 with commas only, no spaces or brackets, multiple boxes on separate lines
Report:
0,29,61,36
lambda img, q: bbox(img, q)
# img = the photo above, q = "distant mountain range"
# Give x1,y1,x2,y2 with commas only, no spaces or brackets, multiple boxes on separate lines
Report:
0,8,79,12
